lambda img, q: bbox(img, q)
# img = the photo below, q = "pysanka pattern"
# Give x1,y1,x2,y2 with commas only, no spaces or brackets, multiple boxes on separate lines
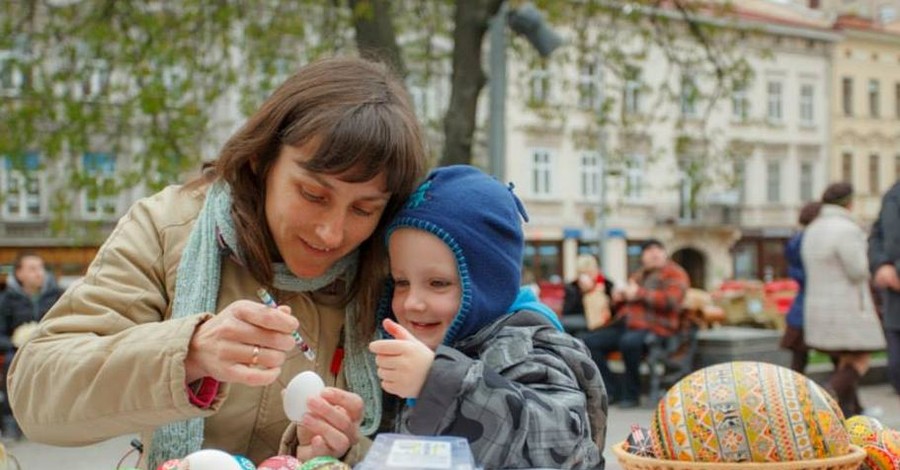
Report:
650,361,850,463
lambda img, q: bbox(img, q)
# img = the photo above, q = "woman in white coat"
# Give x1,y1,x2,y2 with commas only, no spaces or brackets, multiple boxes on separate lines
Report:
802,182,886,417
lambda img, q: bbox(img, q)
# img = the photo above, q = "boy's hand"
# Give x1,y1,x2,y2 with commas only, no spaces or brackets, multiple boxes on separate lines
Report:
369,319,435,399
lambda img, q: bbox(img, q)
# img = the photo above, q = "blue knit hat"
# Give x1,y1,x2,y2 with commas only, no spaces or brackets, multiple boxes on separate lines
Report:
379,165,531,346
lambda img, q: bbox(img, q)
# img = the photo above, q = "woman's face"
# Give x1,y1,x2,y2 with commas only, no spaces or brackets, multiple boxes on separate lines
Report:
265,141,390,279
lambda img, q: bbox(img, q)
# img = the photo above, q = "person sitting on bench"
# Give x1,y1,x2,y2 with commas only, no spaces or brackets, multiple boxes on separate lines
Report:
581,239,689,408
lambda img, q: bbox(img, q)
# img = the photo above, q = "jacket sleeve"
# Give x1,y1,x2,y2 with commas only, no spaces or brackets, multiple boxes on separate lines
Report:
7,193,226,446
786,236,805,285
561,283,583,316
881,190,900,273
401,328,603,469
0,294,12,353
836,224,872,284
869,218,887,272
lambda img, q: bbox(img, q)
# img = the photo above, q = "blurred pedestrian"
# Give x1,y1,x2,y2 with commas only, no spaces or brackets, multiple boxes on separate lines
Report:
802,183,886,417
868,180,900,395
779,201,822,374
0,251,63,439
562,254,616,324
582,240,688,408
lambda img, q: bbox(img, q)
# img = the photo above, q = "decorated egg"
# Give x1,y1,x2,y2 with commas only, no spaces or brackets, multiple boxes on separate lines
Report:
298,456,351,469
156,459,182,470
650,361,850,463
846,415,885,446
624,425,655,458
258,455,302,469
183,449,242,470
858,428,900,470
234,454,257,469
284,371,326,422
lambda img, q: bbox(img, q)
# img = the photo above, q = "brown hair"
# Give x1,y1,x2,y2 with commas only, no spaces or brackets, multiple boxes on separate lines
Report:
797,201,822,227
188,56,427,332
13,250,43,271
821,182,853,207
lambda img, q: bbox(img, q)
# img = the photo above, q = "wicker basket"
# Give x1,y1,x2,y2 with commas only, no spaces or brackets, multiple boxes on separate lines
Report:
612,441,867,470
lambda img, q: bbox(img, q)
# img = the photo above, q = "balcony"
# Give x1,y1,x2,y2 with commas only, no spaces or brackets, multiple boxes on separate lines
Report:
0,219,118,246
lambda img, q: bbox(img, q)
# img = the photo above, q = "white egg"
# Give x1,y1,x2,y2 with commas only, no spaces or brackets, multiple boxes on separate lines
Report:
283,371,326,422
183,449,242,470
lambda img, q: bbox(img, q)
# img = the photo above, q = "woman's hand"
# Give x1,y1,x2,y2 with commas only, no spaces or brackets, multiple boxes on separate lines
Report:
369,319,434,399
295,388,364,461
184,299,299,386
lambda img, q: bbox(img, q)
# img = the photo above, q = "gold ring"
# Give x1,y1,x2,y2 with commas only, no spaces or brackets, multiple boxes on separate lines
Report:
251,345,260,366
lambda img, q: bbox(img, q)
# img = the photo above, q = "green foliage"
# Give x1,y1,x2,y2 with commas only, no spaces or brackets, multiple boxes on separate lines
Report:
2,0,757,235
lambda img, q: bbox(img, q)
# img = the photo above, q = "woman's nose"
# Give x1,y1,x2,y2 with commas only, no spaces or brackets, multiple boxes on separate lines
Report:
315,209,345,248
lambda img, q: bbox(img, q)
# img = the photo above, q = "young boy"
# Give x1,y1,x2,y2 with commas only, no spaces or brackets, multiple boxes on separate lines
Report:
369,165,607,469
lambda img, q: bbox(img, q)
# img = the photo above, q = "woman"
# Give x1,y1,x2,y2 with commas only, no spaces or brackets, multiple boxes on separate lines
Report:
779,201,821,374
802,183,886,417
7,57,427,469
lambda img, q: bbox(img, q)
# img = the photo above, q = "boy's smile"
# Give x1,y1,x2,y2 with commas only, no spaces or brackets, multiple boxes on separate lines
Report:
388,228,462,350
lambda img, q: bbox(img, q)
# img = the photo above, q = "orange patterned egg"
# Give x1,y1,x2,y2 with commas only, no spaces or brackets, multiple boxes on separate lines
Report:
859,428,900,470
649,361,850,463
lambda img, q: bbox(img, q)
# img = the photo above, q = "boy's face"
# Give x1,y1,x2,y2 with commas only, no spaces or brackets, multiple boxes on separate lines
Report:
388,228,462,350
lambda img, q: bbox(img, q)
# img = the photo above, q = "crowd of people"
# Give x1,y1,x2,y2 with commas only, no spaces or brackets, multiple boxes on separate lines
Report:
0,54,896,469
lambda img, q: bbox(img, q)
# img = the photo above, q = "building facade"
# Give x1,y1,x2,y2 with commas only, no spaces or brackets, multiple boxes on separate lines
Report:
829,14,900,224
504,1,838,289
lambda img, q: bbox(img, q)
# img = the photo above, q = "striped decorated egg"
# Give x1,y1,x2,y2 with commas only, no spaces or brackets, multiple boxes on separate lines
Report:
858,428,900,470
650,361,850,463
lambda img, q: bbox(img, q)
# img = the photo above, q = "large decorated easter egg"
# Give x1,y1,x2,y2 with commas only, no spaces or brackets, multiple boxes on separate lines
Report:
650,361,850,463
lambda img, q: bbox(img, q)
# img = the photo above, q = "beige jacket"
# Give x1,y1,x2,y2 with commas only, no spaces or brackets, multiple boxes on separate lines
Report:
801,204,886,351
7,185,369,468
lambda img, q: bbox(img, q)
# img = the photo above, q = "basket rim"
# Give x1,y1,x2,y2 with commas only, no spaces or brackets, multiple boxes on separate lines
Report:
612,441,867,469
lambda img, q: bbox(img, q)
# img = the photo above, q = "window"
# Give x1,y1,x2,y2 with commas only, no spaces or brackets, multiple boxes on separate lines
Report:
623,66,641,116
680,74,697,117
879,5,897,23
577,60,603,110
2,152,43,219
731,84,749,121
767,81,782,123
842,77,853,116
679,170,695,220
82,59,109,99
766,160,781,203
842,152,853,183
530,149,553,196
799,84,814,125
0,50,25,94
896,155,900,182
734,160,746,203
800,161,814,202
624,154,644,200
82,152,118,218
869,154,880,194
580,152,602,199
529,64,551,105
895,82,900,119
869,79,880,117
523,241,562,283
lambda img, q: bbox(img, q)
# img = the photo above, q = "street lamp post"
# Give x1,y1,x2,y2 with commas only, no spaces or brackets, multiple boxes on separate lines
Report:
487,3,563,182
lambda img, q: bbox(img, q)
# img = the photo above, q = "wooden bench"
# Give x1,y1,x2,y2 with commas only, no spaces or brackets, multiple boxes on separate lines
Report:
561,315,699,404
